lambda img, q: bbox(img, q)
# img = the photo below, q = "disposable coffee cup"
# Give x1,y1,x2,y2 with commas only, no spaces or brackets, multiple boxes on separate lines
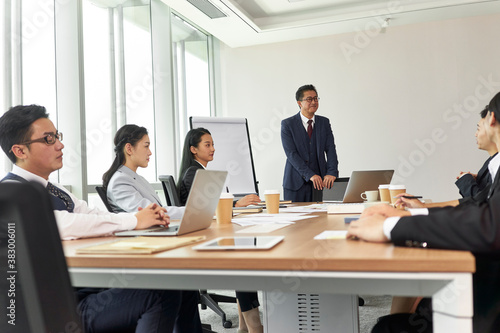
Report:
389,185,406,208
264,190,280,214
216,193,234,224
378,184,391,203
361,190,378,202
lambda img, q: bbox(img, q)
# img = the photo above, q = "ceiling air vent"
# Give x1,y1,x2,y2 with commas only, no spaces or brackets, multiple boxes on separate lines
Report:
187,0,227,19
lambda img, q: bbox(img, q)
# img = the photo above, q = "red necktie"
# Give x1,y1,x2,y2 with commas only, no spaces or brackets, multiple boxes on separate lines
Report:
307,119,313,139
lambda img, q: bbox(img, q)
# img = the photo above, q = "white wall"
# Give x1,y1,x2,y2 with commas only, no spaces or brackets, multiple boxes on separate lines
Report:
218,13,500,202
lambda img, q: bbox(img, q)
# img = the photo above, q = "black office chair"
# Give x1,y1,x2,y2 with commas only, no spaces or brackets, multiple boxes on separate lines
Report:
95,185,114,212
0,182,83,333
159,174,237,328
322,177,350,201
159,175,181,206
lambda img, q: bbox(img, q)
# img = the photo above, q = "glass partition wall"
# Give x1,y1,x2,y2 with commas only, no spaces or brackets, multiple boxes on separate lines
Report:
1,0,215,203
81,0,213,203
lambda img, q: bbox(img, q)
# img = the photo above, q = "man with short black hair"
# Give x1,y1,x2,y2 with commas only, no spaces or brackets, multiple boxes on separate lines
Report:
455,105,498,198
0,104,202,333
281,84,339,202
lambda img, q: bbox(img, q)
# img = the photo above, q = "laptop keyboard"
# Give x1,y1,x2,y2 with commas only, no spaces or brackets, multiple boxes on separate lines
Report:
148,225,179,233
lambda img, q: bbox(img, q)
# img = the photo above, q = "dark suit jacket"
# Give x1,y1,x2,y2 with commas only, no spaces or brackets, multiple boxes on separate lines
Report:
178,160,204,206
281,112,338,191
391,160,500,332
455,153,497,199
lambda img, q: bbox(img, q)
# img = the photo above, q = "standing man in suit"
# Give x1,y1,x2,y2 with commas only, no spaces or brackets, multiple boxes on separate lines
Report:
347,92,500,333
281,84,339,202
455,105,498,198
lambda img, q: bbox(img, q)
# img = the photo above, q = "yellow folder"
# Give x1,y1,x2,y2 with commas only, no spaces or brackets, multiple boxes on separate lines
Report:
76,235,206,254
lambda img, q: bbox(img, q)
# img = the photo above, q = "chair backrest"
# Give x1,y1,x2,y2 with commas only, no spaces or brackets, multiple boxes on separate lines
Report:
322,177,350,201
159,175,181,206
0,182,83,332
95,185,113,212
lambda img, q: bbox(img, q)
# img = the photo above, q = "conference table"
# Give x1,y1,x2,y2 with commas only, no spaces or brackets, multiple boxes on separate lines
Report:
63,205,475,332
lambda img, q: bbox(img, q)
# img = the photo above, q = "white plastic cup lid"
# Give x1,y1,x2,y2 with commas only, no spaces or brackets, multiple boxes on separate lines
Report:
389,185,406,190
378,184,390,189
264,190,280,195
220,193,234,199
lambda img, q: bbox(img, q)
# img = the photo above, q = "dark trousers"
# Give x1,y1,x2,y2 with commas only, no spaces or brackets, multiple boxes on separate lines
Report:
284,182,323,202
236,291,260,312
78,288,202,333
372,298,432,333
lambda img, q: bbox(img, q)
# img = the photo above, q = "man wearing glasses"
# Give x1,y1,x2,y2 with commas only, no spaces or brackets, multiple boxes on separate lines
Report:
0,105,203,332
281,84,339,202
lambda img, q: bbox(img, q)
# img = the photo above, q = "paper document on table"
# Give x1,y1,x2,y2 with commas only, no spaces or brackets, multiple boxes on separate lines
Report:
76,236,206,254
314,230,348,240
280,204,328,213
232,213,317,226
327,203,364,214
236,223,292,234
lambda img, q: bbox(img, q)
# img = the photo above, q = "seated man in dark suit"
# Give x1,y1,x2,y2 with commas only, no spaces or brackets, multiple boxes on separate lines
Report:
0,105,202,333
456,105,498,198
347,91,500,333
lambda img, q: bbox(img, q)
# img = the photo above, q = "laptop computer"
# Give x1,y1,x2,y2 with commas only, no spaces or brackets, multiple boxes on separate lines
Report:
115,169,228,236
341,170,394,203
325,170,394,214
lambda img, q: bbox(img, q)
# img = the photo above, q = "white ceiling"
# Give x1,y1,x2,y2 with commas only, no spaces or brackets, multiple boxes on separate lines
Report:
161,0,500,47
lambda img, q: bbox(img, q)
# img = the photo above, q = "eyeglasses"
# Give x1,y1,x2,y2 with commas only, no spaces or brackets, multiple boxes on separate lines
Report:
13,132,63,151
301,97,320,103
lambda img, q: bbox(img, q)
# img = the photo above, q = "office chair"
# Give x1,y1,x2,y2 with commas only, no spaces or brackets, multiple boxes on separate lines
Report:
0,182,83,333
158,174,237,328
95,185,114,212
322,177,350,201
159,174,181,206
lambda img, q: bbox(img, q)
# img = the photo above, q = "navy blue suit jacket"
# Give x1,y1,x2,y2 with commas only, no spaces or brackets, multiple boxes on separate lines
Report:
281,112,338,191
392,161,500,332
455,153,496,199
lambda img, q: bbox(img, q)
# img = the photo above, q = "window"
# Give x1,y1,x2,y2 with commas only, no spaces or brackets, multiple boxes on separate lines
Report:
82,1,156,185
21,0,57,114
171,14,212,162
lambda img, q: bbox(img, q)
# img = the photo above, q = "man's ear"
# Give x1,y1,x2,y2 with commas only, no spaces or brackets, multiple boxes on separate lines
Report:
10,145,27,160
297,101,302,109
488,111,497,127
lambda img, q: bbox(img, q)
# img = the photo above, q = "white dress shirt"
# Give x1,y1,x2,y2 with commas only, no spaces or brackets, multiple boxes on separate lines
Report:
300,113,315,132
10,165,137,240
383,153,500,240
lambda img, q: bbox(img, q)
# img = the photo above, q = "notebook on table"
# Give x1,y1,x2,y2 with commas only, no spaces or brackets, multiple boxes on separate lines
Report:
326,170,394,214
115,169,228,236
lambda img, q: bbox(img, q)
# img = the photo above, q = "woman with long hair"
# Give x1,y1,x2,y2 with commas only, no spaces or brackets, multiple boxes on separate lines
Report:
103,124,184,219
178,127,263,333
178,127,261,207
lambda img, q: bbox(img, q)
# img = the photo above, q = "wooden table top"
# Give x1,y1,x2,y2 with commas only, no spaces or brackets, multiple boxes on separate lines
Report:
63,210,475,273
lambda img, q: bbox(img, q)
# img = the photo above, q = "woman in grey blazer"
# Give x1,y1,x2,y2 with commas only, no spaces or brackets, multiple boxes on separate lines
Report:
103,125,184,219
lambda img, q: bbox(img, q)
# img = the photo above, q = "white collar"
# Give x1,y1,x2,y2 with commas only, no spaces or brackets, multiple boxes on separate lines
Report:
488,153,500,183
300,112,315,125
195,160,206,169
11,165,49,187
